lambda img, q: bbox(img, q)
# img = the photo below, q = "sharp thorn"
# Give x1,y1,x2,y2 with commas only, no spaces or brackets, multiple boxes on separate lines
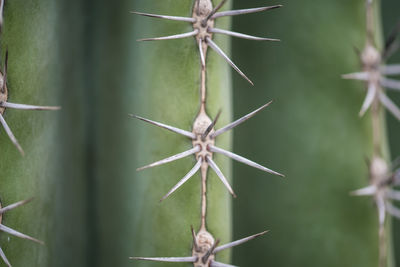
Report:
381,78,400,91
130,256,197,262
137,146,200,171
130,11,196,22
210,260,239,267
212,5,283,19
0,102,61,110
210,145,284,177
211,101,272,138
0,113,24,156
350,185,377,196
209,28,280,41
202,239,220,263
380,64,400,76
0,198,34,215
386,189,400,201
359,83,376,117
206,156,237,197
160,158,202,202
137,30,198,42
214,230,269,253
202,109,221,140
378,92,400,121
0,224,43,245
206,37,253,85
0,246,11,267
129,114,196,139
341,72,369,81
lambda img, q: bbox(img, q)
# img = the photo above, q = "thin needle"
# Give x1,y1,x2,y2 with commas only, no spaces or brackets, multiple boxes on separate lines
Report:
160,158,202,202
202,109,221,141
212,5,283,19
0,224,43,245
138,30,198,42
350,185,377,196
209,28,280,42
0,102,61,110
0,246,11,267
206,156,236,197
137,146,200,171
206,36,254,86
359,83,377,117
214,230,269,253
380,64,400,75
342,72,370,81
381,78,400,91
210,145,284,177
0,198,33,215
130,11,196,23
210,261,239,267
379,91,400,121
130,256,197,262
130,114,196,139
0,113,24,156
211,101,272,138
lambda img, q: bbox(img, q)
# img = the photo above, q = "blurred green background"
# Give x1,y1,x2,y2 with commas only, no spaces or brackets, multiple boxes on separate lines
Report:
0,0,399,266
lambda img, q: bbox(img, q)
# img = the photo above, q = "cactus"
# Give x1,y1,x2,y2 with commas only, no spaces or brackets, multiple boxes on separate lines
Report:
0,0,399,266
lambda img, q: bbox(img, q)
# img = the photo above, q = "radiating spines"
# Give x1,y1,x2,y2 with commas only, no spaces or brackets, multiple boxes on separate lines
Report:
132,101,283,200
0,198,43,267
130,228,269,266
133,1,282,85
0,50,60,155
342,18,400,120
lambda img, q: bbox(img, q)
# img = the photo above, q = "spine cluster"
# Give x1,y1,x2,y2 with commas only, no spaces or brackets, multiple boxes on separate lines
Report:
343,0,400,266
131,1,283,266
0,0,60,266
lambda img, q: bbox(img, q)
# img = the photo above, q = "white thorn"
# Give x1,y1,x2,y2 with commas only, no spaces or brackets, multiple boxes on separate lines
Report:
211,101,272,138
214,230,269,253
130,256,197,262
380,64,400,75
210,260,239,267
341,72,370,81
0,246,11,267
350,185,377,196
130,11,196,22
209,145,284,177
379,91,400,121
0,198,33,215
386,201,400,219
160,158,202,201
0,224,43,245
205,36,254,86
206,156,237,197
137,146,200,171
138,29,198,42
212,5,282,19
0,102,61,110
359,83,377,117
0,113,24,156
381,78,400,91
386,189,400,201
210,28,280,42
130,114,196,139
